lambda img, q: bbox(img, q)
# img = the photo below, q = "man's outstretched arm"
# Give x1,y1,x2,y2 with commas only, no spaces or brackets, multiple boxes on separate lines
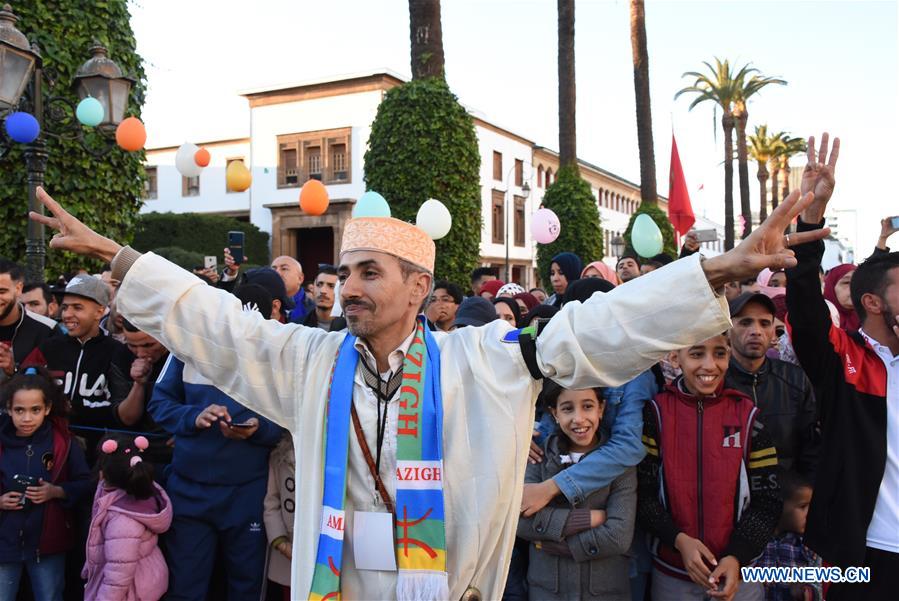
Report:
536,187,830,389
29,187,324,428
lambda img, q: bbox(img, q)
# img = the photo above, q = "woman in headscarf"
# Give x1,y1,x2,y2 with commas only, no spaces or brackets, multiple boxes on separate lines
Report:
492,297,522,328
497,283,526,298
547,252,583,308
580,261,619,285
823,264,859,331
479,279,506,300
513,292,540,315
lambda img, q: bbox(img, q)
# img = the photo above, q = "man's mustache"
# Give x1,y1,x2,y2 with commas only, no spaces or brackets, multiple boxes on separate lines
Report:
342,298,375,311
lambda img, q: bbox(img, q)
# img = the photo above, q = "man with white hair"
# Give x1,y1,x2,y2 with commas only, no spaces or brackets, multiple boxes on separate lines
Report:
31,184,826,600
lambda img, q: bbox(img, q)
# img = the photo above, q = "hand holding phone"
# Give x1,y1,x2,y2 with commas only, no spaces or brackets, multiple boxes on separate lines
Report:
221,417,259,441
13,474,37,508
227,231,245,265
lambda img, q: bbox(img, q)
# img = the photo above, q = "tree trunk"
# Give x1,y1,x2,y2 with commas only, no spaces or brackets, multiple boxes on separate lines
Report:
409,0,445,80
722,112,735,250
782,159,791,200
735,109,752,237
630,0,657,206
757,161,768,222
770,161,780,210
557,0,577,168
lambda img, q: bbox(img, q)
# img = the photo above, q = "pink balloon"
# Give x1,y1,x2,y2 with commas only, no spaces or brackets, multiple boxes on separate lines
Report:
531,208,561,244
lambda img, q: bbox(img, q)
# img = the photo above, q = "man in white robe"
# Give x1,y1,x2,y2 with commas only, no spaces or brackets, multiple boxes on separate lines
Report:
29,187,826,600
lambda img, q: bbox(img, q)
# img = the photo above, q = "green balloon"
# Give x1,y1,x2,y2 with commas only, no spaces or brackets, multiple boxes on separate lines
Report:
632,213,663,258
76,97,104,127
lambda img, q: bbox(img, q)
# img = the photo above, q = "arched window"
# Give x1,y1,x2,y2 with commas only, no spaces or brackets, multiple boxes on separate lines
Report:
546,168,553,186
537,166,544,188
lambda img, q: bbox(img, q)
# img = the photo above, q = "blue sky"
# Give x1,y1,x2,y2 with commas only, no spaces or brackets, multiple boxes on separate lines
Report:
132,0,898,255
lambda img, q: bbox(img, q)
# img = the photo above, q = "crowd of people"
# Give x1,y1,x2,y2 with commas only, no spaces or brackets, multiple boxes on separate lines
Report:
0,134,897,601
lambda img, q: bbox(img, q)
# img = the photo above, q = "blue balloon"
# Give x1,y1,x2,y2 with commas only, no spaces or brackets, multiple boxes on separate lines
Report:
353,191,391,218
4,112,39,144
76,97,104,127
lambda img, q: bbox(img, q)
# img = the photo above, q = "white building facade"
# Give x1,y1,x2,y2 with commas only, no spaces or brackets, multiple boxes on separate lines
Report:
142,71,724,287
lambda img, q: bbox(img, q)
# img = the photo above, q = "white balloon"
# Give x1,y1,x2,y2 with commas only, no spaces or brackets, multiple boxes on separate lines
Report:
416,198,452,240
175,142,203,178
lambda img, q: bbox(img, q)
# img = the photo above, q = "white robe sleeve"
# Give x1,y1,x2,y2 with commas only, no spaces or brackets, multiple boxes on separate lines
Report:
115,252,327,428
536,253,731,388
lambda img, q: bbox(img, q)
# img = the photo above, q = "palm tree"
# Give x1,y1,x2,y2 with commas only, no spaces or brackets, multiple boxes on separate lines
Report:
769,131,787,211
732,71,786,234
748,125,785,222
558,0,576,167
676,58,751,250
777,136,808,203
409,0,445,80
630,0,657,206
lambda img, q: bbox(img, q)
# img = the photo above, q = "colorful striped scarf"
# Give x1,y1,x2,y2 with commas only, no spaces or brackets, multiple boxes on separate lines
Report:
309,317,449,600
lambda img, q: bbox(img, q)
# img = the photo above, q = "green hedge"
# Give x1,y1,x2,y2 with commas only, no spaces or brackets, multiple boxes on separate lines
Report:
132,212,270,265
623,202,678,259
363,77,481,287
536,166,603,285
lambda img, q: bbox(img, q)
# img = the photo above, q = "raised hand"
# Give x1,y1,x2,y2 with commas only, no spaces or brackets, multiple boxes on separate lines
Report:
878,216,899,250
702,189,831,288
29,187,122,262
800,133,840,223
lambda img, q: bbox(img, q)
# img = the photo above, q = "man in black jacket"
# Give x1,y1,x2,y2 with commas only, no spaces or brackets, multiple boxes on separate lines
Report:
787,133,899,599
22,274,131,463
0,259,56,380
725,292,819,479
301,264,346,331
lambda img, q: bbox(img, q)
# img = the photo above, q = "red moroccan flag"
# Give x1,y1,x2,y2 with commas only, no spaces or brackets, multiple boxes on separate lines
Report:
668,133,695,236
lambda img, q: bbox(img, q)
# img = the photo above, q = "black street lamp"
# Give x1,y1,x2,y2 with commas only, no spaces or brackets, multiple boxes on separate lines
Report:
0,3,134,282
610,235,625,259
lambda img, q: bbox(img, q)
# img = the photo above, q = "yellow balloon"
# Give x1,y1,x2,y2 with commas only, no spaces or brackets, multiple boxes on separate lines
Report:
226,160,252,192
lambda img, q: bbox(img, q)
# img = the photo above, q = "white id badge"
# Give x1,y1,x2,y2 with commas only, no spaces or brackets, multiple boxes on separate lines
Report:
352,511,397,571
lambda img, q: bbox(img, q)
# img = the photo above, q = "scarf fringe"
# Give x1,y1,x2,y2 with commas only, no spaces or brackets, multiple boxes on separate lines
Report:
396,571,450,601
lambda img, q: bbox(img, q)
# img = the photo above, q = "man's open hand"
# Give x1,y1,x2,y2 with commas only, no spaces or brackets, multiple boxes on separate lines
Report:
702,189,830,288
29,187,122,263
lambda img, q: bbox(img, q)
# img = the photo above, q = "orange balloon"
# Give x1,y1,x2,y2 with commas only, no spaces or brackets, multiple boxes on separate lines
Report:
115,117,146,152
194,147,211,167
300,179,329,215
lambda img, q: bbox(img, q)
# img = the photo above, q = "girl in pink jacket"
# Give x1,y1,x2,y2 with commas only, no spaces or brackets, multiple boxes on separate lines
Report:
82,435,172,601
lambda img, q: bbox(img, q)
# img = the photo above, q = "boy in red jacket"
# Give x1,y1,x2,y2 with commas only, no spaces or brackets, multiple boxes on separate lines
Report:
638,334,782,600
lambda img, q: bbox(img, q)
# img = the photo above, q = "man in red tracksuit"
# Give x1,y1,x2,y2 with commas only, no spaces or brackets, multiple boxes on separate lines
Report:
786,133,899,600
638,333,782,600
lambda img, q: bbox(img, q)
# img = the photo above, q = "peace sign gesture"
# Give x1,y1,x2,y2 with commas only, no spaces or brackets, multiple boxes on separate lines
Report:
28,187,122,263
800,133,840,224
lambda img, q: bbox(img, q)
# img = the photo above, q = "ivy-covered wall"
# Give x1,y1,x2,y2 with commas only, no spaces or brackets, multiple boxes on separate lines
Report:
0,1,146,278
363,77,481,287
536,166,603,285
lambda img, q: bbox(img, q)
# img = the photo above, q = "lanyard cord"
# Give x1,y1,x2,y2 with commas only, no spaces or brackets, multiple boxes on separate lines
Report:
359,359,403,474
